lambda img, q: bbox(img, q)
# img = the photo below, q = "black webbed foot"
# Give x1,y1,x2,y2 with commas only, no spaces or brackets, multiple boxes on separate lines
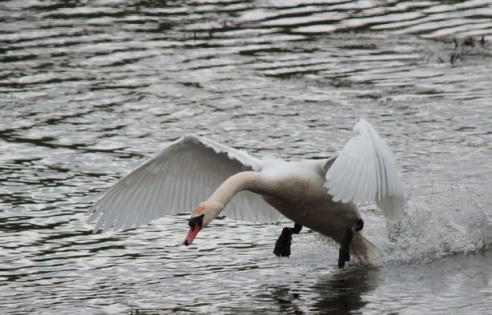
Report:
338,228,354,268
273,227,293,257
338,219,364,268
273,223,302,257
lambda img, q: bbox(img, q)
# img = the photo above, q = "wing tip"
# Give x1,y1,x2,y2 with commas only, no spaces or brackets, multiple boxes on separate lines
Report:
377,196,405,221
354,118,370,130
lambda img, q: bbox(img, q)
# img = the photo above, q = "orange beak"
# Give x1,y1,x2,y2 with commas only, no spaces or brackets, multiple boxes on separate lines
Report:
183,214,204,246
184,222,201,246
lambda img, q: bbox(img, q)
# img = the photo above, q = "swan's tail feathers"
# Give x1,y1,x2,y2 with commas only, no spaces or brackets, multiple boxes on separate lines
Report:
351,232,382,265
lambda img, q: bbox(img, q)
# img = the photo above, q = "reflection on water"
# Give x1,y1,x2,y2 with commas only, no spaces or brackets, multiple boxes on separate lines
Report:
1,0,492,314
311,268,379,314
263,268,379,314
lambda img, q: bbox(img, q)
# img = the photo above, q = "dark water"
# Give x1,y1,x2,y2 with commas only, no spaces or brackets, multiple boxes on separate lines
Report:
1,0,492,314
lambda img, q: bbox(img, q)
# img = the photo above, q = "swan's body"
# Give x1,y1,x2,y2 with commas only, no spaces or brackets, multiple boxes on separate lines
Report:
88,119,404,267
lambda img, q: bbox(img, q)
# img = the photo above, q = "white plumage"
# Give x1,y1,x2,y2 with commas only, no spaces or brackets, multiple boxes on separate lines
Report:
325,119,404,219
89,135,281,232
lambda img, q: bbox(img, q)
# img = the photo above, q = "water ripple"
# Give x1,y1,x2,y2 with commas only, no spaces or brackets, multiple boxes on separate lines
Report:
1,0,492,314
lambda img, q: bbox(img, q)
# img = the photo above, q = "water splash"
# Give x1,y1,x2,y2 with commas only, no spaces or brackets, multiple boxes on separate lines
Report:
381,179,491,265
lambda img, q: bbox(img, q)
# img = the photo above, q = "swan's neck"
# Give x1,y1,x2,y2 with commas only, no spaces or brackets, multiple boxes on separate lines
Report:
207,171,270,210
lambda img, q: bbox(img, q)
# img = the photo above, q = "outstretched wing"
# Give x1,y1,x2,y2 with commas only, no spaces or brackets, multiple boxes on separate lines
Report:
87,135,281,232
324,119,404,220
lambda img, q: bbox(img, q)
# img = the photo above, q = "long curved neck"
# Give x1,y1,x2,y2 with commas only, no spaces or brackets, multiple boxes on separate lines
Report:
207,171,271,209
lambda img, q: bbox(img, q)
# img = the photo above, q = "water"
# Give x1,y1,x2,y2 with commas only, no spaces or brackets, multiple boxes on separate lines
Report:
1,0,492,314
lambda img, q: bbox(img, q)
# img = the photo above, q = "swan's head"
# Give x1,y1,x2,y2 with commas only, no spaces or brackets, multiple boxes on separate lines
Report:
183,201,222,246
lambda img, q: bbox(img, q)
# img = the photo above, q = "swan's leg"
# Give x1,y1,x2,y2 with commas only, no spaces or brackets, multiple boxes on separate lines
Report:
338,219,364,268
273,223,302,257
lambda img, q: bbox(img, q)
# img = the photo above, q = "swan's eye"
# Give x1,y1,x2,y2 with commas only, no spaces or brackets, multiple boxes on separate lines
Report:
188,214,205,228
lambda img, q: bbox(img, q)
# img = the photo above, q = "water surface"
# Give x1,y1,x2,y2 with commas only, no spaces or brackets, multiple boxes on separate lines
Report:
1,0,492,314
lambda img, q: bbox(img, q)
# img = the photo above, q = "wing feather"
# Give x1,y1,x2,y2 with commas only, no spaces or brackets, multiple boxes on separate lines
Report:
325,119,404,220
88,135,280,232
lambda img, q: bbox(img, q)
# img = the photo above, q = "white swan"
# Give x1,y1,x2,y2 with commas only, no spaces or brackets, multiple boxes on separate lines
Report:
88,119,404,268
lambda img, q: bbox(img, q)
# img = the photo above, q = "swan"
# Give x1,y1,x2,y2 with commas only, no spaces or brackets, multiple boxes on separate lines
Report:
87,119,404,268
